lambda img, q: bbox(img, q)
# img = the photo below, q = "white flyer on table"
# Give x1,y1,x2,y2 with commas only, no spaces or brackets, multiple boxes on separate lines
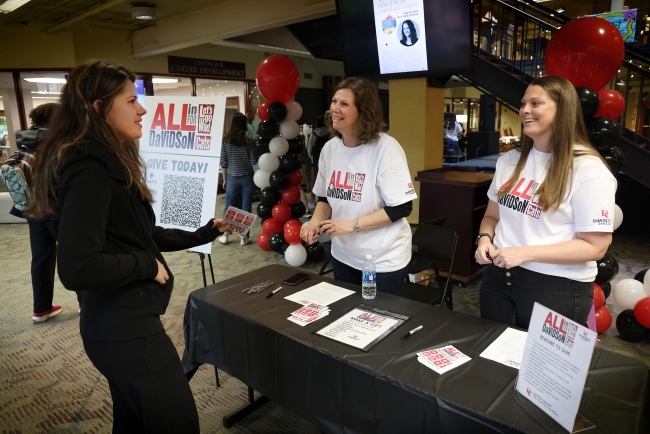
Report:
480,327,528,369
222,206,257,236
315,307,401,350
284,282,355,306
515,303,597,432
417,345,471,375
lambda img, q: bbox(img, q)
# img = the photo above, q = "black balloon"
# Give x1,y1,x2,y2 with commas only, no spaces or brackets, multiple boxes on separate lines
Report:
595,252,619,285
267,101,288,123
288,138,305,154
268,232,289,253
305,243,325,262
257,203,273,220
259,187,281,206
587,117,621,153
279,152,301,172
255,138,270,157
257,119,279,140
615,309,647,343
602,146,625,174
576,87,599,123
600,281,612,299
634,269,649,284
290,201,306,219
269,169,289,190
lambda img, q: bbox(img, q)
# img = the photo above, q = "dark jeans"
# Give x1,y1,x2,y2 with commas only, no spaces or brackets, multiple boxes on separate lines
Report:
83,330,200,434
444,138,461,155
27,217,59,313
480,264,593,330
332,257,409,295
223,173,255,238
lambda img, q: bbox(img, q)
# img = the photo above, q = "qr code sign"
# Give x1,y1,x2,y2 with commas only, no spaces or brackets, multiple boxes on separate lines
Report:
160,174,205,228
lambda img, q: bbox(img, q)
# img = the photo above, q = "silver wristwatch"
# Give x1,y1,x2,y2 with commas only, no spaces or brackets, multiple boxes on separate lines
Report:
353,218,360,232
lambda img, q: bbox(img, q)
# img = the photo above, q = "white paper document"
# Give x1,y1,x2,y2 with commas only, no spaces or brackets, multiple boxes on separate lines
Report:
515,303,597,432
315,307,402,350
417,345,471,375
284,282,355,306
480,327,528,369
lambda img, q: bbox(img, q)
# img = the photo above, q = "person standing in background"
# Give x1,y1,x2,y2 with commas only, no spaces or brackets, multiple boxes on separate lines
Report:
307,111,330,198
245,106,259,140
219,113,259,245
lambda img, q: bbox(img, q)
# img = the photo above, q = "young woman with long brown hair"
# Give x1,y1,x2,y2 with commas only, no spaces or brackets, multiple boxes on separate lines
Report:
30,60,228,433
475,75,616,329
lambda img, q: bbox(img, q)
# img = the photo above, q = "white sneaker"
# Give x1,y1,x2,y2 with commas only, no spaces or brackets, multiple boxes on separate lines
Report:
240,237,250,246
218,234,229,244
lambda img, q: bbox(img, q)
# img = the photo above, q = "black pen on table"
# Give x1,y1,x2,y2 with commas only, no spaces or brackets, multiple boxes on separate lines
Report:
401,325,423,340
266,286,282,299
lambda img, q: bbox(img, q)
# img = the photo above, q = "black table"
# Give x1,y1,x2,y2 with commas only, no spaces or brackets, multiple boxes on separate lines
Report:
182,264,648,433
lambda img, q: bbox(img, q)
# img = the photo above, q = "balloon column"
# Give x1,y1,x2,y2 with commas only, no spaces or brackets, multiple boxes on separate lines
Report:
253,55,322,267
609,268,650,342
544,17,626,176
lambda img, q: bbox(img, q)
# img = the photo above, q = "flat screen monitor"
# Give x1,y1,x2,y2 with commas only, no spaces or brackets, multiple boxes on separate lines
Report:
335,0,473,80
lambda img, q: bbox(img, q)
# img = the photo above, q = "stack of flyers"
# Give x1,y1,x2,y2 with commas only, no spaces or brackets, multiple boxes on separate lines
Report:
288,303,330,326
417,345,471,375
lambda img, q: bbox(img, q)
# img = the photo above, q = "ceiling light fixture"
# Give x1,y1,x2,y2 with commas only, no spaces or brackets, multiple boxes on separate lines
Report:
131,5,156,20
24,78,66,84
152,78,179,84
0,0,31,14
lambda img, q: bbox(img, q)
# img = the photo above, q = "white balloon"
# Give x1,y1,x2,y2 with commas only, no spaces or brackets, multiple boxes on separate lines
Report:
253,170,271,189
269,137,289,156
279,120,299,140
613,279,647,310
284,244,307,267
258,153,280,172
285,101,303,122
613,204,623,230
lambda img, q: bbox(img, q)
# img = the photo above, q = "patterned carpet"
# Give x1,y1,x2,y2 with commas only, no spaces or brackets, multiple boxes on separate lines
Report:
1,194,649,433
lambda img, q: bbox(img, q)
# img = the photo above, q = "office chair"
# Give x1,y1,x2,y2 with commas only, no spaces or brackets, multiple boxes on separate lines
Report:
398,225,458,310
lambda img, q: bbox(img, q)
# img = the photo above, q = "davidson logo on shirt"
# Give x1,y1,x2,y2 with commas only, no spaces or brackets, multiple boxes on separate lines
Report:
327,170,365,202
592,209,612,226
498,177,542,219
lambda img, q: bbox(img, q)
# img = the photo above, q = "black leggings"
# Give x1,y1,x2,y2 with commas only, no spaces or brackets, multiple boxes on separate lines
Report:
480,264,593,330
82,330,200,434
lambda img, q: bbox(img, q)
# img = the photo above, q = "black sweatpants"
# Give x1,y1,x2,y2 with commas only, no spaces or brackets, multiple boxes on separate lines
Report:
82,330,200,434
480,264,593,330
27,217,59,313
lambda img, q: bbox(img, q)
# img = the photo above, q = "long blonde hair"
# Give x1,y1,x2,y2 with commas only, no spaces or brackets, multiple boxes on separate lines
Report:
498,76,604,211
29,61,153,217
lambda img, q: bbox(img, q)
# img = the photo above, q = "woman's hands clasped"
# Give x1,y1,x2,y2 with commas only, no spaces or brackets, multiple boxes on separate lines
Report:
300,219,354,245
475,241,528,269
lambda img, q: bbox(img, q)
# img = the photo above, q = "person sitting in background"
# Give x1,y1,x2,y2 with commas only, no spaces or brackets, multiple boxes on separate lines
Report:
443,118,464,156
219,113,258,245
475,75,616,329
301,77,417,295
29,60,229,433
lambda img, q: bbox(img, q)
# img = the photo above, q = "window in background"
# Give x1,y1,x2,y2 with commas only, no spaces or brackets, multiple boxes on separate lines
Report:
152,76,192,96
20,71,66,133
0,72,14,143
196,78,245,136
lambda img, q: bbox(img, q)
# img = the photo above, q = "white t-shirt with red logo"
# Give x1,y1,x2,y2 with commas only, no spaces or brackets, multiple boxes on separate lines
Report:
313,133,417,272
487,145,617,282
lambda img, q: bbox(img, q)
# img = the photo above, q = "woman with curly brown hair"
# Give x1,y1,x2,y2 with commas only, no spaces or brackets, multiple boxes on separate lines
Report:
29,60,229,433
301,77,417,294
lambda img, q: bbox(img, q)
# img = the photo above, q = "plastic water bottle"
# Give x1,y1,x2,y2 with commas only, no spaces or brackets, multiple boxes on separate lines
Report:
362,254,377,299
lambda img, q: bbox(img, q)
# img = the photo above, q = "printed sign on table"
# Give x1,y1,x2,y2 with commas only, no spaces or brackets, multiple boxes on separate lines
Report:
139,96,226,254
515,303,597,432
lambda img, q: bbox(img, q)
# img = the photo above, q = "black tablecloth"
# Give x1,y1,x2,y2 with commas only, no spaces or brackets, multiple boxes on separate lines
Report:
182,264,647,433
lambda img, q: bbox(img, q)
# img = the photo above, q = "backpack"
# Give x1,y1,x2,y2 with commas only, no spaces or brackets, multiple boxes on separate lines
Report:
1,147,35,211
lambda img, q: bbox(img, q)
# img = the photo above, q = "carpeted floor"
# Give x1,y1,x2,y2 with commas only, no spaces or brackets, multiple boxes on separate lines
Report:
1,193,649,433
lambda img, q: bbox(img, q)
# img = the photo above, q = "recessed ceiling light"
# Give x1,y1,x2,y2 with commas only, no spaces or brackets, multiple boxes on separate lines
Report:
132,6,156,20
24,78,66,84
152,78,179,84
0,0,31,14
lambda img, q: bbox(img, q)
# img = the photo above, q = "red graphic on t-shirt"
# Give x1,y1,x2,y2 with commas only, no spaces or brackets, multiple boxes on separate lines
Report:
326,170,366,202
498,177,541,219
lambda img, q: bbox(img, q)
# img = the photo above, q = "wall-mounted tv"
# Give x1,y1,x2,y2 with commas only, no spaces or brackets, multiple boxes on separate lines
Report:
335,0,473,80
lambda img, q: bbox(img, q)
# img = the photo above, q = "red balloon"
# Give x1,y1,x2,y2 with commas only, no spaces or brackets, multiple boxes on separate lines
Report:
594,89,625,120
257,232,270,251
271,202,292,223
280,185,301,205
594,283,605,310
284,226,302,245
595,306,612,334
255,55,300,104
633,297,650,328
287,169,303,187
544,17,624,90
257,102,270,121
284,219,302,232
262,218,283,236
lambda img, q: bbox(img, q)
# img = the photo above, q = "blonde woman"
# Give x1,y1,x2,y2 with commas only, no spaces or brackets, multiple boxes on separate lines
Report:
475,75,616,329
